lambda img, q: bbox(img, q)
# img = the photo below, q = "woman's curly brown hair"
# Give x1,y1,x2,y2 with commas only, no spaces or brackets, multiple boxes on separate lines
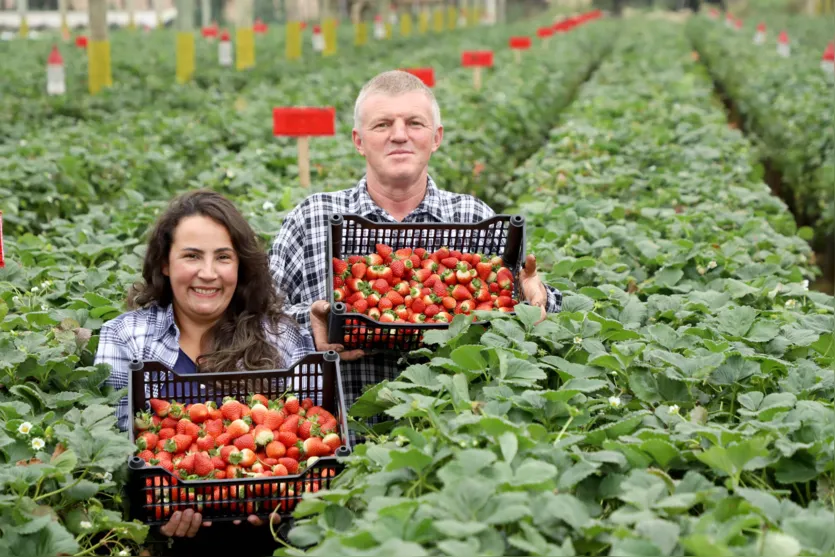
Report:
128,189,293,373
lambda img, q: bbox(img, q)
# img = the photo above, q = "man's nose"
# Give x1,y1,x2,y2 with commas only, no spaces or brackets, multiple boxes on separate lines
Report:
390,120,408,141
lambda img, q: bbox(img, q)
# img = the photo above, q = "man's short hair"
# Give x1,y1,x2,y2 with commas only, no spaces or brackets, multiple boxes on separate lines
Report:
353,70,442,132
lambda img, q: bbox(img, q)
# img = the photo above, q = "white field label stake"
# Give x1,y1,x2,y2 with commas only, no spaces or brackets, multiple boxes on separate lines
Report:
47,45,66,95
374,16,385,39
777,32,790,57
219,31,232,66
312,25,324,52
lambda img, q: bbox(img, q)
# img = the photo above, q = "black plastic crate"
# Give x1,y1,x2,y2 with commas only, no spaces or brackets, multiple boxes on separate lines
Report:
327,214,526,351
125,351,351,525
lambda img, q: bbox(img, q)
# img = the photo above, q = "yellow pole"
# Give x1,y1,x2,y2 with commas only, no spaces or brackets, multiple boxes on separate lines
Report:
176,0,196,83
18,0,29,38
88,0,112,94
286,20,303,59
236,0,255,70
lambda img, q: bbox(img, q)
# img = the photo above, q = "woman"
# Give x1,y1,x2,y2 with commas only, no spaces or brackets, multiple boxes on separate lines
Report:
96,190,311,547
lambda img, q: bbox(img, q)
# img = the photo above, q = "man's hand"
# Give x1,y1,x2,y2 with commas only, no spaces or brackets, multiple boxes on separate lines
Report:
518,254,548,325
310,300,365,361
158,510,280,539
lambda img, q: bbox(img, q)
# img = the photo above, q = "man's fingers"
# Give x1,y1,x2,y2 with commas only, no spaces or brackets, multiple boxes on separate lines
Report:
340,349,365,361
269,512,282,525
248,515,264,526
525,254,537,275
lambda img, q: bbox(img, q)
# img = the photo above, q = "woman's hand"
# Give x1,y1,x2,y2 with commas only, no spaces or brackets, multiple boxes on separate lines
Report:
518,254,548,325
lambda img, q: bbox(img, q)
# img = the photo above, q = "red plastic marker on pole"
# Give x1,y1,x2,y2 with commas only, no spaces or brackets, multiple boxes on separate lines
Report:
75,35,88,48
273,107,336,188
46,45,65,96
254,18,268,34
218,29,232,66
754,22,766,45
537,27,553,41
402,67,435,87
734,18,743,31
461,50,493,91
777,30,790,57
202,23,218,39
509,36,531,63
312,24,324,52
822,42,835,75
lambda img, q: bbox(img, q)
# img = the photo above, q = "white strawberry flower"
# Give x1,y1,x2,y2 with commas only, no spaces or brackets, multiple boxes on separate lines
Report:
697,266,706,275
226,169,236,179
768,283,783,299
608,396,622,408
119,551,129,556
573,336,583,345
785,299,797,309
707,261,717,270
801,280,809,291
12,296,20,304
262,200,275,211
41,305,48,311
31,286,39,293
31,438,45,450
80,520,92,529
18,422,32,435
668,404,680,415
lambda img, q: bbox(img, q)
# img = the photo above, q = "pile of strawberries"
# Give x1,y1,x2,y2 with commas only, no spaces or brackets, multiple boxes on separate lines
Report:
332,244,518,323
133,394,342,481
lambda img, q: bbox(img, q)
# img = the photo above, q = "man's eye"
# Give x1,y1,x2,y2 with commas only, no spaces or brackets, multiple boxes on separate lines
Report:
375,123,389,129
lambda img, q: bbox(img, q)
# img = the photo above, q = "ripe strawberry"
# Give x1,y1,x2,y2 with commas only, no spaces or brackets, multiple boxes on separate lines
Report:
333,258,349,276
457,300,475,314
413,268,431,283
283,396,300,415
176,454,195,474
351,262,368,278
226,419,250,439
368,307,381,320
410,313,426,323
390,259,406,278
384,290,405,305
303,437,331,458
157,427,176,441
435,312,451,323
176,419,200,438
377,267,394,284
441,296,457,310
215,432,231,447
431,280,448,298
476,302,494,311
220,446,242,464
380,310,396,323
352,299,369,313
168,402,186,420
279,415,301,434
347,255,363,264
456,268,474,285
220,400,243,421
204,419,224,438
395,304,409,320
365,254,383,266
451,285,472,301
322,433,341,453
196,433,215,452
194,453,215,476
496,296,513,308
301,398,314,411
347,290,366,304
298,420,321,440
253,425,274,446
187,403,209,424
277,431,298,447
249,403,268,425
375,243,393,258
496,268,513,289
234,434,256,451
424,304,440,318
409,254,421,269
411,298,426,314
378,298,394,311
149,399,171,418
393,281,410,296
441,257,459,269
263,410,284,430
286,446,301,460
263,458,278,467
238,448,257,468
164,434,193,454
372,278,391,294
488,282,500,293
366,292,380,308
333,287,348,302
394,248,412,260
272,464,289,476
212,456,226,469
136,431,159,452
266,441,286,459
137,449,155,462
278,457,300,474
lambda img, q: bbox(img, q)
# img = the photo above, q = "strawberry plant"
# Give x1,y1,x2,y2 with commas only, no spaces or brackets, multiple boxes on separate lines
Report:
278,21,834,556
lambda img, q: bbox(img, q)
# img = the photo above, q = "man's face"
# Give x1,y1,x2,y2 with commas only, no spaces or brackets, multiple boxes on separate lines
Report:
352,90,443,185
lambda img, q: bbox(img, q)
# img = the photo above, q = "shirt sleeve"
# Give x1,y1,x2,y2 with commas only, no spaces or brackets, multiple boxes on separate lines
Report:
269,208,314,330
94,321,133,432
545,284,563,313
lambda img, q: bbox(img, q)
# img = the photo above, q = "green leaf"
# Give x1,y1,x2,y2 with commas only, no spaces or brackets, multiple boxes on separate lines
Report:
499,431,517,463
546,493,591,530
762,533,801,557
735,487,782,524
450,345,488,371
433,520,486,538
83,292,112,308
511,459,557,487
694,437,770,480
66,479,100,502
51,449,78,475
515,303,543,331
387,448,433,474
635,518,681,556
811,333,835,358
745,320,781,343
287,524,323,547
717,306,758,338
400,364,441,391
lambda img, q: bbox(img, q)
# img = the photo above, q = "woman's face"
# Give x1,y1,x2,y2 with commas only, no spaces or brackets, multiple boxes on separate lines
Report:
163,215,238,326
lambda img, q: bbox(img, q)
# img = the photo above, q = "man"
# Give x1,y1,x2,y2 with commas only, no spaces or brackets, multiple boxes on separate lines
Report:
269,70,562,417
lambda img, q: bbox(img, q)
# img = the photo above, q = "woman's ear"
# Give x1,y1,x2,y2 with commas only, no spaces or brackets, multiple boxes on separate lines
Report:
162,262,169,277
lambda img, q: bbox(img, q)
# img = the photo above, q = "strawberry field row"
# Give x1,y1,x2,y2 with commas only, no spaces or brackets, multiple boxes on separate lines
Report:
278,20,835,557
2,17,612,236
687,15,835,244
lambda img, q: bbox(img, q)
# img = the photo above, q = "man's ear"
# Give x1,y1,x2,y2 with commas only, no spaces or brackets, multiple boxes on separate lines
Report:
431,125,444,153
352,129,365,157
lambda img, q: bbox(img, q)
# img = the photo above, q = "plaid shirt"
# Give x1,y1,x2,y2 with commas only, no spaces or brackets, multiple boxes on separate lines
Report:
268,176,563,413
95,303,314,431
